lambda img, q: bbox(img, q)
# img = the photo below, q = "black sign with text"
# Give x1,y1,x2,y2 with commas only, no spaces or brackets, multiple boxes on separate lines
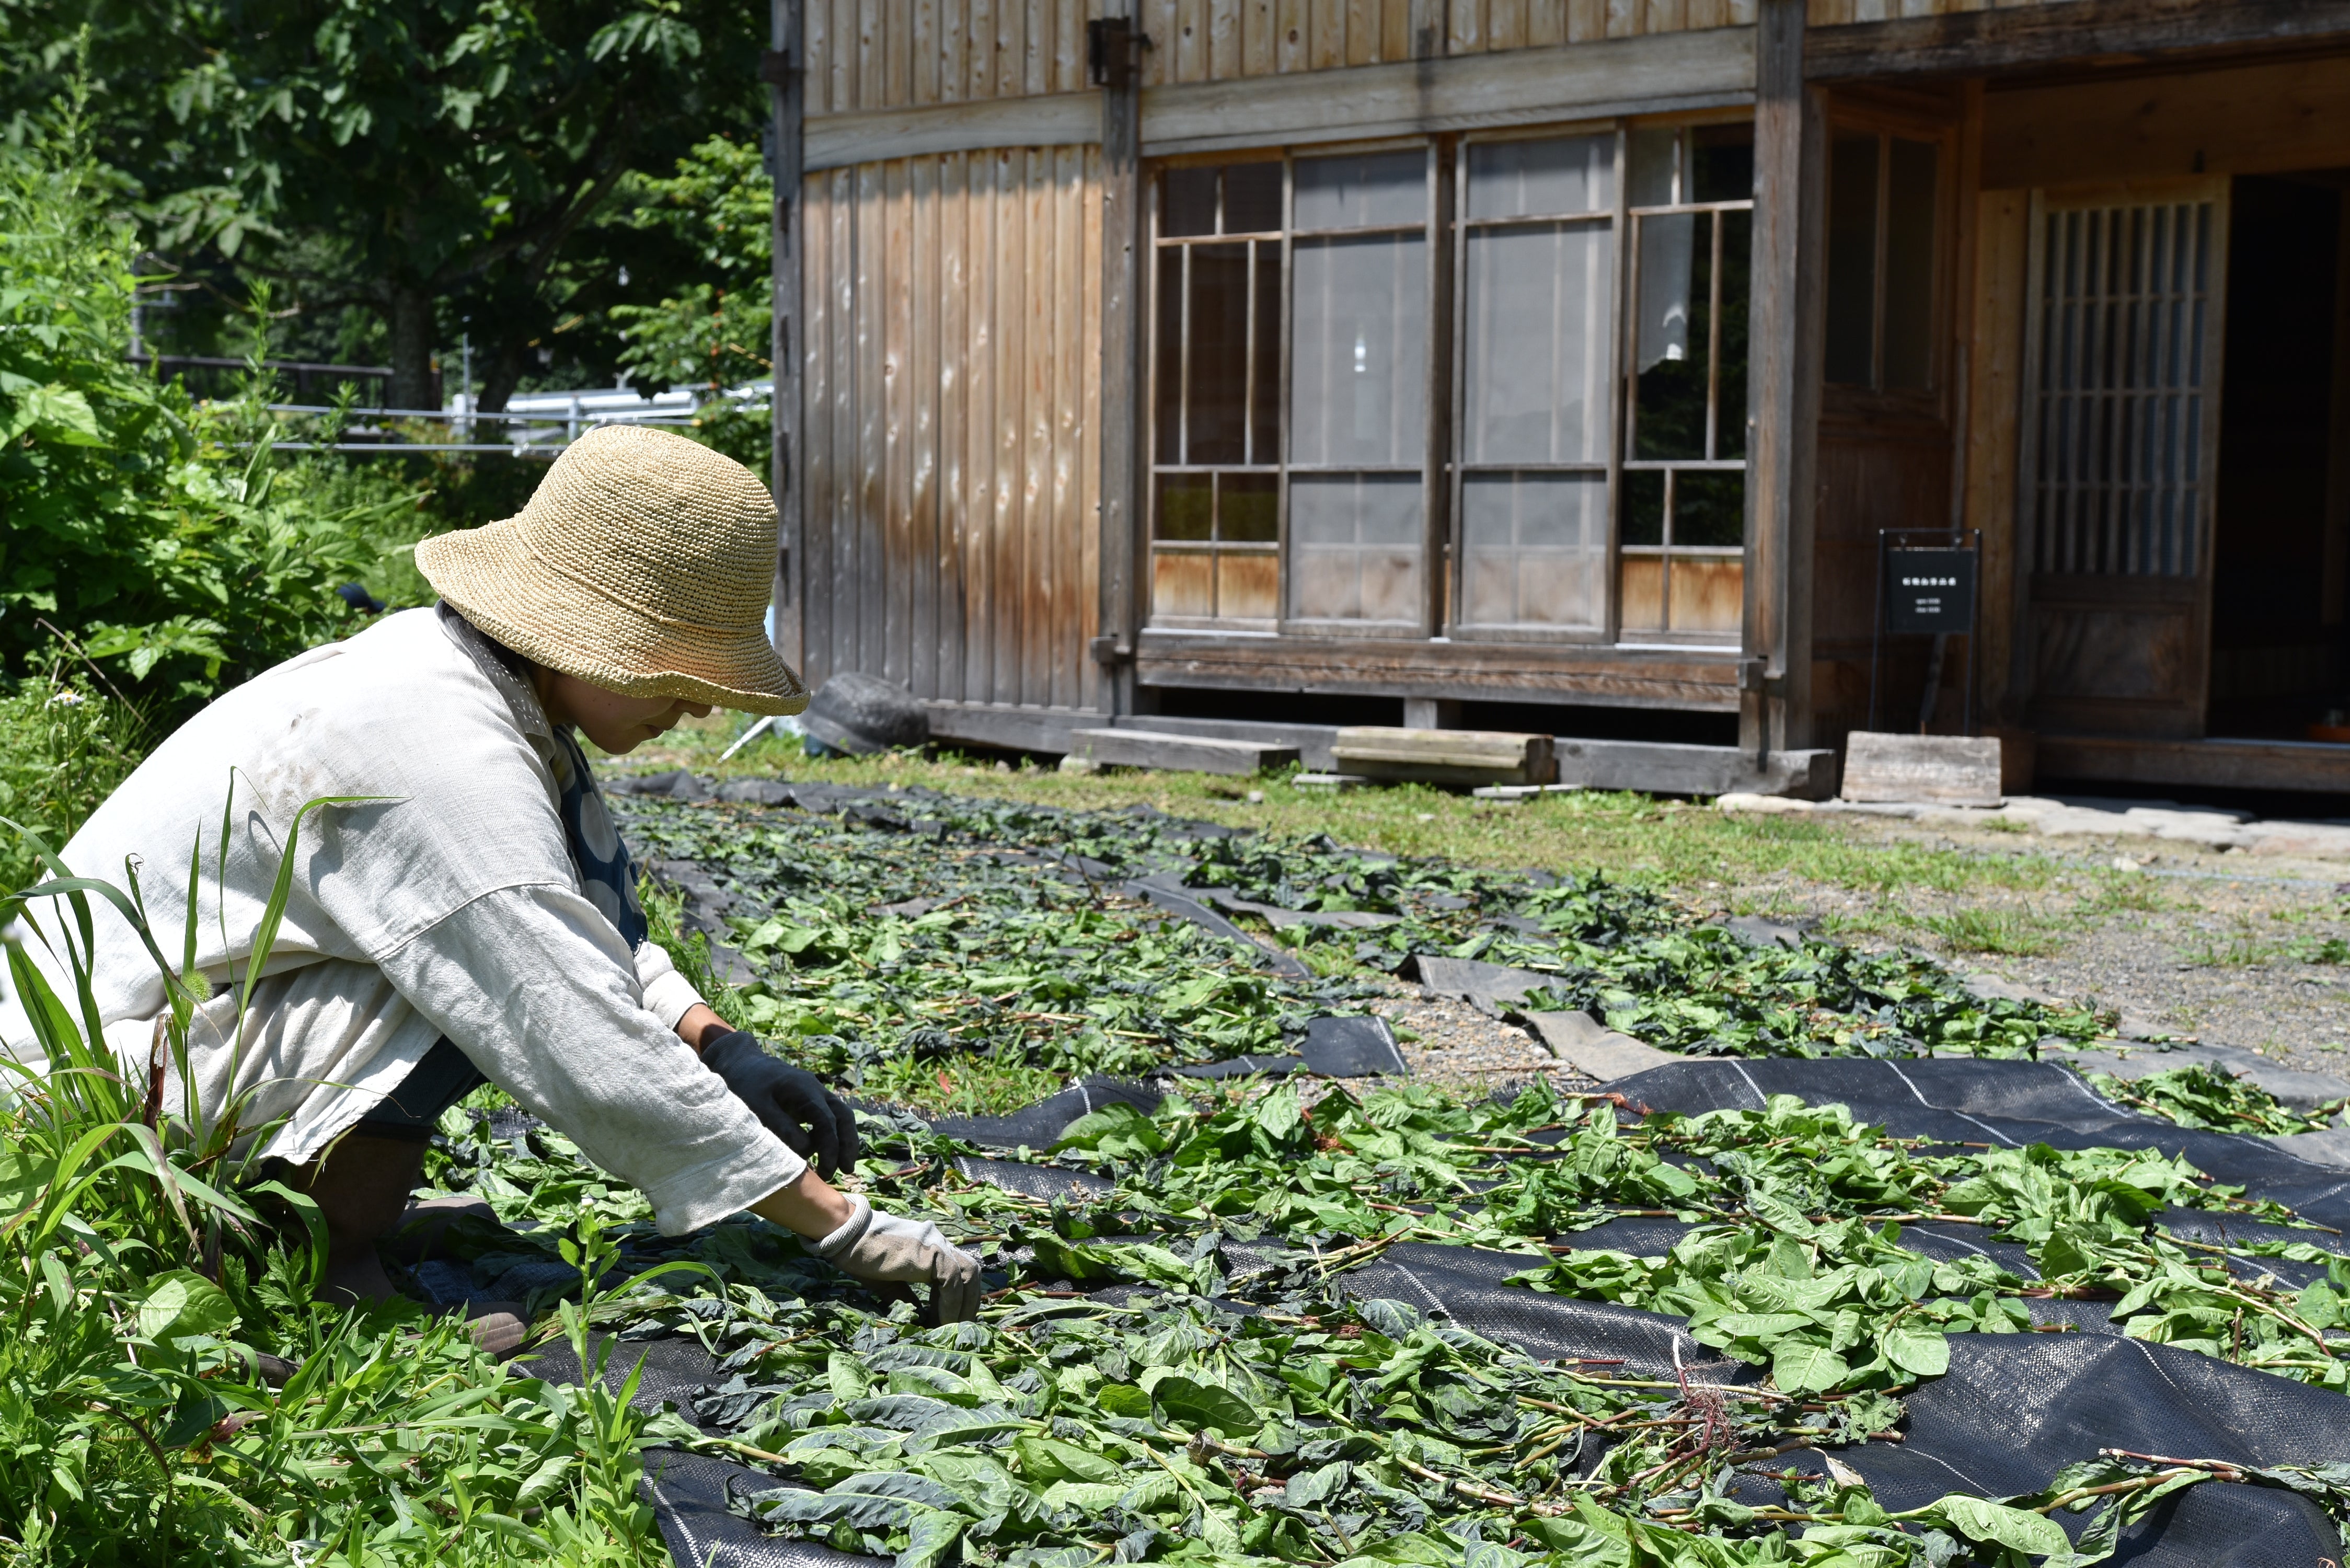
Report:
1883,547,1977,635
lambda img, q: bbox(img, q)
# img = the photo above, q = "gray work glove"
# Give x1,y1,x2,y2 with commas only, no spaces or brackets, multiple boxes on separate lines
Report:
812,1194,984,1323
701,1030,861,1179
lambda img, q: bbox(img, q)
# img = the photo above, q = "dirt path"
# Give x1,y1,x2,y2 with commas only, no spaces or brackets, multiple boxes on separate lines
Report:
1743,813,2350,1076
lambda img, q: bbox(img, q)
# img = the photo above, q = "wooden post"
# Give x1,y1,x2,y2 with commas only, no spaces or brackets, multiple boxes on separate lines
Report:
1743,0,1818,760
1096,8,1144,716
767,0,807,677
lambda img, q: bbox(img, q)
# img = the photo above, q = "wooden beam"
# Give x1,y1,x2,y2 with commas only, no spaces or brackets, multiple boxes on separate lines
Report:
1139,25,1754,154
924,700,1097,753
1134,630,1743,708
768,0,808,680
1074,728,1301,773
2036,733,2350,795
1331,727,1558,786
1980,52,2350,191
1098,13,1143,718
1742,0,1818,759
1553,737,1837,798
804,91,1101,171
1806,0,2350,83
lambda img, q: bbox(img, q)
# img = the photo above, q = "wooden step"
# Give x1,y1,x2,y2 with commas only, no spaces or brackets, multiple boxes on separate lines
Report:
1071,728,1299,776
1329,727,1557,787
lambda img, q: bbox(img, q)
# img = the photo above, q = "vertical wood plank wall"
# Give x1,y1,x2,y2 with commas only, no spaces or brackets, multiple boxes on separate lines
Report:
800,0,2084,110
801,147,1104,712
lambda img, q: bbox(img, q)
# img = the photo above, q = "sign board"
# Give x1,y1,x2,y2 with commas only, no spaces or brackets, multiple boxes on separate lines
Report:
1883,547,1977,635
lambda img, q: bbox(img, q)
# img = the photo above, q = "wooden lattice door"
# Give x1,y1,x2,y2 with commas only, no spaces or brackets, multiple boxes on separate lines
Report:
2015,179,2229,739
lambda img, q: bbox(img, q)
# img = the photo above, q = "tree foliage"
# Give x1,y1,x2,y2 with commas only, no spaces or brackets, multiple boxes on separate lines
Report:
0,117,395,714
8,0,766,410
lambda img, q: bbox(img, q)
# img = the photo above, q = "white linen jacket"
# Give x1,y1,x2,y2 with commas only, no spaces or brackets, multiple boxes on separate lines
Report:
0,607,805,1234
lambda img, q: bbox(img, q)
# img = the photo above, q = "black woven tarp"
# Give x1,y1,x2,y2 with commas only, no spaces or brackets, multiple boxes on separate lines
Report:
528,1057,2350,1566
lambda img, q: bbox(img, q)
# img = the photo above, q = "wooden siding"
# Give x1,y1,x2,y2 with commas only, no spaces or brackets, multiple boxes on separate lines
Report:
803,0,2105,114
800,147,1104,712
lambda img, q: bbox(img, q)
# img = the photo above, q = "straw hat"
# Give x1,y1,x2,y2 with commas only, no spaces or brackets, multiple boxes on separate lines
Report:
416,425,807,715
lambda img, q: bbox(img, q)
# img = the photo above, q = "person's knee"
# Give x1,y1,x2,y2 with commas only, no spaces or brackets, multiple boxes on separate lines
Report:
294,1133,429,1242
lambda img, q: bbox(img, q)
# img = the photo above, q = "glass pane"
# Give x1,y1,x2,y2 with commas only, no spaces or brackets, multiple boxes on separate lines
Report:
1291,233,1427,467
1152,550,1214,617
1718,208,1752,459
1294,150,1425,230
1628,125,1678,209
1668,556,1743,636
1154,248,1182,464
1165,167,1217,238
1288,473,1421,621
1621,470,1665,546
1689,123,1755,205
1185,244,1250,464
1218,472,1278,542
1466,134,1614,220
1825,132,1880,386
1675,470,1744,548
1884,137,1939,391
1633,212,1711,461
1464,223,1613,465
1224,162,1284,235
1252,244,1280,464
1156,473,1213,540
1460,472,1607,628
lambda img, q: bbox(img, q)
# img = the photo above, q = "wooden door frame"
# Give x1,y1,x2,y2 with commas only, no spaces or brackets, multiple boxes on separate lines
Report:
2008,175,2231,736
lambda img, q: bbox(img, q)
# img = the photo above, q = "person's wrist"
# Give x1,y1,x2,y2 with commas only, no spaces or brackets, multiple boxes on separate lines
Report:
678,1005,736,1054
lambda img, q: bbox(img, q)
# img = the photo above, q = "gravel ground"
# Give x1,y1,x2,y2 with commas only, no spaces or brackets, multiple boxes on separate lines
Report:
1742,813,2350,1081
1366,986,1604,1098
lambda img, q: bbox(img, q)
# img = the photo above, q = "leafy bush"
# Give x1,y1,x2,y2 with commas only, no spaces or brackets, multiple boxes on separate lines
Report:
0,661,145,894
0,119,387,714
0,810,664,1564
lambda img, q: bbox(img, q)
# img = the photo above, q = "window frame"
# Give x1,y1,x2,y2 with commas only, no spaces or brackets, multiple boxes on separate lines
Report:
1443,119,1626,647
1139,110,1757,650
1818,110,1957,417
1617,117,1758,648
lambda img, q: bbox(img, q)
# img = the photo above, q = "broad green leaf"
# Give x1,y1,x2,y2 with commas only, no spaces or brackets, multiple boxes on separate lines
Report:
1770,1340,1850,1395
1881,1322,1950,1378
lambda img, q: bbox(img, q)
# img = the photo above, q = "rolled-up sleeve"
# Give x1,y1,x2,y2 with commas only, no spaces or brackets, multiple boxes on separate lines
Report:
633,941,707,1031
374,880,804,1235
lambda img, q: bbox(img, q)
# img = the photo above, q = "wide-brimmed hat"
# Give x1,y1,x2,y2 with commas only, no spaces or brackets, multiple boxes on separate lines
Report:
415,425,807,715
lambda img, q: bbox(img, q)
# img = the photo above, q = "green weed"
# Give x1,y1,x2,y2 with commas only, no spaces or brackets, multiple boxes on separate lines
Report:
1917,906,2065,957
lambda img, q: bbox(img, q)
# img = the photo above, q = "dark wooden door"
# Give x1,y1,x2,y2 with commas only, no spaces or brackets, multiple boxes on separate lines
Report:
2016,179,2229,739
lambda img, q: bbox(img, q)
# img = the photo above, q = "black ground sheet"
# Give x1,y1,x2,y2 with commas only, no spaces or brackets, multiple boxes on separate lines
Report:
516,1060,2350,1568
522,780,2350,1565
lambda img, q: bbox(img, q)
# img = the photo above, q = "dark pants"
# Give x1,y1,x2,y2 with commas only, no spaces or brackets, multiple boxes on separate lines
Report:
350,1038,488,1144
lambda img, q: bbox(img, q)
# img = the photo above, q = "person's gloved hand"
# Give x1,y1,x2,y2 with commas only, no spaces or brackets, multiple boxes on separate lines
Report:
700,1030,861,1179
812,1194,984,1323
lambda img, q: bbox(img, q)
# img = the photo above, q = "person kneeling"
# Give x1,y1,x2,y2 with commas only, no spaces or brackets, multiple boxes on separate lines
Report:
0,426,979,1336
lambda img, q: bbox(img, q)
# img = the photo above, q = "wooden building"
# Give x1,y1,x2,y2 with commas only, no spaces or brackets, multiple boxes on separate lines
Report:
763,0,2350,796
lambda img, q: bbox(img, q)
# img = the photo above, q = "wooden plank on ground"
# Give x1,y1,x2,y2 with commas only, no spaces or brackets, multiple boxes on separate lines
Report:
1331,727,1558,786
1839,732,2002,806
1074,728,1301,774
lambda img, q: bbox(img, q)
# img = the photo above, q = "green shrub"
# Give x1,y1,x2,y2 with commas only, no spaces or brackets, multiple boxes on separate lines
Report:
0,661,145,894
0,114,390,717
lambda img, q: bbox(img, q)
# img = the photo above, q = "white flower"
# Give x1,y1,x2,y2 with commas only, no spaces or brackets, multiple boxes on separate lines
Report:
47,688,85,707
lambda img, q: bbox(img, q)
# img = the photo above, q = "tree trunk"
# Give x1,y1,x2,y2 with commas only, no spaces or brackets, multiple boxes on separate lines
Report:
385,284,439,411
476,336,526,415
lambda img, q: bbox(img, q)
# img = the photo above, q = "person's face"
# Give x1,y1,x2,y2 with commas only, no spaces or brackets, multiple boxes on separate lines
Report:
537,668,713,754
